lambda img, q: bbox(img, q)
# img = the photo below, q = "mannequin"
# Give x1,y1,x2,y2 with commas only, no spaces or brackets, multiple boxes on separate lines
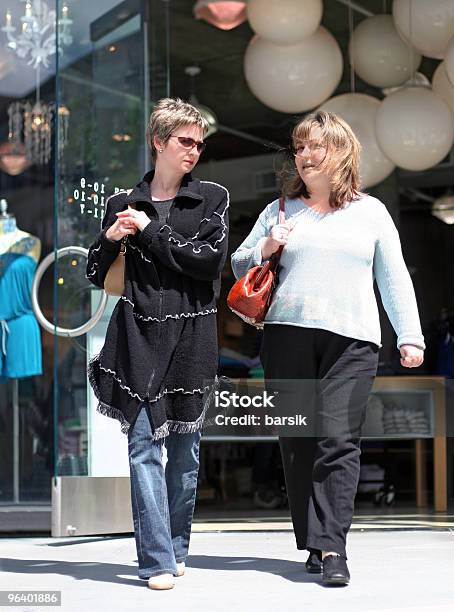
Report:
0,199,41,263
0,199,42,380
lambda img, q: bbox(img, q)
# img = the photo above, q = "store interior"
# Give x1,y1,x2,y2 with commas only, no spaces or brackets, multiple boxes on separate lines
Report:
0,0,453,529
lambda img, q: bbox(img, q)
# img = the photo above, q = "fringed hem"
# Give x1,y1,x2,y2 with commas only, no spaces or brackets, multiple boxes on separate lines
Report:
150,374,223,441
87,352,101,392
151,404,208,441
88,354,222,439
96,400,131,434
87,353,132,435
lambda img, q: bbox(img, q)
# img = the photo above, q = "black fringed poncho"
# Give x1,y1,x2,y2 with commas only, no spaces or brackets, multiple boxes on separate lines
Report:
86,169,229,439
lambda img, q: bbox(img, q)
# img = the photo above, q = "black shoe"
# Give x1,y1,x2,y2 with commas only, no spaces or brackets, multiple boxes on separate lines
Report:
305,549,322,574
322,554,350,586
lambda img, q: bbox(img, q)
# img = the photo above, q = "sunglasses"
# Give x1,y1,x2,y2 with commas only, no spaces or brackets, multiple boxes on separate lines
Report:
170,135,206,153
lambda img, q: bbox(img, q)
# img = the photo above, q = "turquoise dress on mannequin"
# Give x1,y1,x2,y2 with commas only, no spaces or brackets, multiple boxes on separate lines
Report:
0,248,42,380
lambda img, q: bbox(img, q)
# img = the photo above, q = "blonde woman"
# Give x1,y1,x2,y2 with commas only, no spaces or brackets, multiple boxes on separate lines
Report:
231,110,424,585
86,98,229,590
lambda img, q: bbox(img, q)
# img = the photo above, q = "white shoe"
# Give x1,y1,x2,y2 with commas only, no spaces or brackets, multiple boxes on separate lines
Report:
148,573,175,590
176,561,185,577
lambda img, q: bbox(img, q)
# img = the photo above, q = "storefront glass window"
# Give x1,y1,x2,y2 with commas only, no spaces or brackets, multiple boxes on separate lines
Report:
0,0,452,522
53,0,148,478
0,0,58,503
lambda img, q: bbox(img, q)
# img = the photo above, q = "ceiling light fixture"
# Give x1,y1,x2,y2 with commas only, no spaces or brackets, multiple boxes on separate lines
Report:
193,0,247,31
432,193,454,225
184,66,218,138
1,2,72,166
1,1,72,68
112,133,132,142
0,141,32,176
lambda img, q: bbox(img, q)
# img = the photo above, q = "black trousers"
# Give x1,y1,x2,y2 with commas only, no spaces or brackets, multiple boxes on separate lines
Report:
260,325,379,559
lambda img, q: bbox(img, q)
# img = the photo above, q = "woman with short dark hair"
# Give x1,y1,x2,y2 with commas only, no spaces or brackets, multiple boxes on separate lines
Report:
87,97,229,590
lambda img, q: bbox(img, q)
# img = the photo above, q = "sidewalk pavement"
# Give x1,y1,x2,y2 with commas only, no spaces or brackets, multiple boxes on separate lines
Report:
1,530,454,612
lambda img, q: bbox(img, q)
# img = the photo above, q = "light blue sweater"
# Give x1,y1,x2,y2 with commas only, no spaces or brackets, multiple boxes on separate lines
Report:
231,195,425,350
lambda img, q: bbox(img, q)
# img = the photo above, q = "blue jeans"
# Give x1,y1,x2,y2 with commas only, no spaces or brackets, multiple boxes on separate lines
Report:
128,402,202,579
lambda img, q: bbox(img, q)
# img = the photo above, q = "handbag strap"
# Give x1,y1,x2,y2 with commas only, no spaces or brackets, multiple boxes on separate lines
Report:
269,196,286,269
278,195,285,225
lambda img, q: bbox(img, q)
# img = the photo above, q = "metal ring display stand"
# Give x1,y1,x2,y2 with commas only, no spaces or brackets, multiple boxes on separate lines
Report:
31,246,108,337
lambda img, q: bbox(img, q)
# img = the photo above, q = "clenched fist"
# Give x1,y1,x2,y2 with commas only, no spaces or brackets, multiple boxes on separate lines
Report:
399,344,424,368
104,207,139,242
261,221,295,260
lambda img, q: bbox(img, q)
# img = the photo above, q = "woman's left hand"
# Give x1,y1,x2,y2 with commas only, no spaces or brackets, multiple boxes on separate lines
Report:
399,344,424,368
116,207,151,232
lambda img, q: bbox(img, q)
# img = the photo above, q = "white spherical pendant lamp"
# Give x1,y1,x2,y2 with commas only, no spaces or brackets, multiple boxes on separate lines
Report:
392,0,454,60
319,93,396,188
445,37,454,86
432,61,454,117
349,15,422,88
247,0,323,45
244,27,343,113
375,86,454,171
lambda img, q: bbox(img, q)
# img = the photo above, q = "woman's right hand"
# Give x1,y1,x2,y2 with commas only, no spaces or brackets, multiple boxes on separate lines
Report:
104,216,138,242
261,222,294,260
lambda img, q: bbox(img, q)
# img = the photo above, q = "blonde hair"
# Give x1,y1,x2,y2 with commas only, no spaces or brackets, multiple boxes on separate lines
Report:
280,110,365,209
146,97,209,162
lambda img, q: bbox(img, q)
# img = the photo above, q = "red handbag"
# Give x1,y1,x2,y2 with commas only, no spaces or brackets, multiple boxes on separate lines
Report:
227,197,285,329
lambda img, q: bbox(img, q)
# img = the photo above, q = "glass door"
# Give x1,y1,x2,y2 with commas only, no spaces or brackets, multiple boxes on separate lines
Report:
52,0,149,480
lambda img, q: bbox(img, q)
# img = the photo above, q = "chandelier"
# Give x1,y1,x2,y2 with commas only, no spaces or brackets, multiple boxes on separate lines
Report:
1,1,72,165
1,0,72,69
8,99,70,166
